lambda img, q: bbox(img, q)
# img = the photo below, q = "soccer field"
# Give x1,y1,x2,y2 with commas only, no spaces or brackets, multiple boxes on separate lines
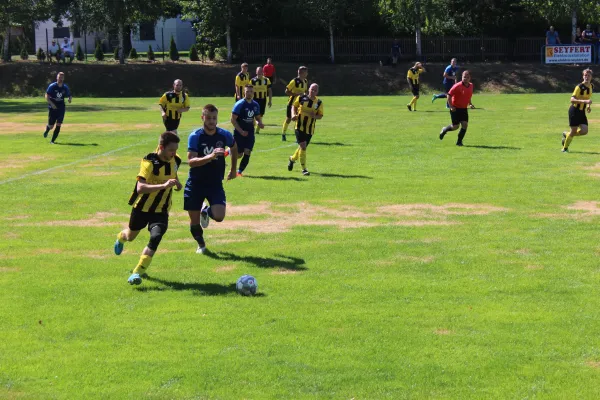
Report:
2,94,600,399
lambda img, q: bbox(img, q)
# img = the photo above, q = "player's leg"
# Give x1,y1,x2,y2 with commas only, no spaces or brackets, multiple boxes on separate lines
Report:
282,100,293,141
256,100,266,133
440,110,461,140
128,215,169,285
44,110,57,138
238,149,252,175
564,107,581,151
185,183,207,253
234,134,246,176
294,130,310,175
204,187,227,223
50,109,65,143
456,119,469,146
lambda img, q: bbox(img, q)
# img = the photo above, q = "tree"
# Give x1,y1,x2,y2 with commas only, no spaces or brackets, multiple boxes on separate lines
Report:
75,42,84,61
129,47,138,59
189,44,199,61
0,0,53,61
147,44,155,61
94,41,104,61
169,35,179,61
36,47,45,61
19,44,27,60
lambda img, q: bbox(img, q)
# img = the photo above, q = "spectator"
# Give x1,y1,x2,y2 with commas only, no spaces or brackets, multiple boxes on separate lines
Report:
573,27,582,44
391,39,401,67
61,37,74,63
546,26,561,46
582,24,596,62
48,39,60,63
263,57,276,86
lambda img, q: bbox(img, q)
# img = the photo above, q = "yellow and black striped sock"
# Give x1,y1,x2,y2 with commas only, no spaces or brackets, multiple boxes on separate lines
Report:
132,255,152,275
299,149,307,169
564,133,575,149
282,121,289,134
291,147,300,161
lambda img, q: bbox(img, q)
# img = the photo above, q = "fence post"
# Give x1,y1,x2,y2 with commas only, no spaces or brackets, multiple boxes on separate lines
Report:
84,30,87,62
161,28,165,61
46,28,49,60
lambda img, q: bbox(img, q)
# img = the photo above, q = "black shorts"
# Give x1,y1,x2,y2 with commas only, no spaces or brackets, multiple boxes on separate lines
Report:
48,107,66,125
234,132,255,152
450,108,469,125
411,84,420,96
128,208,169,232
183,182,226,211
295,130,313,145
569,106,588,127
255,98,267,115
164,118,180,132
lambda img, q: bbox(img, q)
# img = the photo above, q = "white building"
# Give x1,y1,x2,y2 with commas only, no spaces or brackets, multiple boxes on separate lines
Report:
34,17,196,55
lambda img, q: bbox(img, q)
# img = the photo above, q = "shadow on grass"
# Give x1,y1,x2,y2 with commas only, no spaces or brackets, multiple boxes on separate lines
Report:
462,145,521,150
310,172,373,179
136,276,241,296
310,141,351,147
244,175,305,181
204,250,307,271
568,150,600,155
0,101,146,114
54,142,99,146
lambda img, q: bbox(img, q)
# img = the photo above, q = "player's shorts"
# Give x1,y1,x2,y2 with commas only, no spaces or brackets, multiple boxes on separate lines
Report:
295,129,313,146
255,98,267,115
48,107,66,125
450,108,469,125
128,208,169,232
443,82,454,93
164,117,180,132
183,182,226,211
569,106,588,127
234,132,255,152
411,84,420,96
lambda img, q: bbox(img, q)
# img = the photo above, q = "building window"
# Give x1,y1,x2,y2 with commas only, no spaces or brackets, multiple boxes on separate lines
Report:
139,22,155,41
72,26,81,38
54,27,70,39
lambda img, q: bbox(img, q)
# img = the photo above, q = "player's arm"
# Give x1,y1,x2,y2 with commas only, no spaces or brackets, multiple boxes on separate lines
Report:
136,177,178,194
285,80,294,96
235,76,241,98
179,96,191,114
314,104,324,120
65,85,72,103
45,93,57,109
230,113,247,136
256,114,264,129
227,142,238,181
158,94,168,119
291,99,300,121
188,150,224,168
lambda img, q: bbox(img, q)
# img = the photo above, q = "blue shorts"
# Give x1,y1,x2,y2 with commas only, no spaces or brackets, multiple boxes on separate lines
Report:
183,182,226,211
48,107,66,125
443,82,454,93
234,132,255,152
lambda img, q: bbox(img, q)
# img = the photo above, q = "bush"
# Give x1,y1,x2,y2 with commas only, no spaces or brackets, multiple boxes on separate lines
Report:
169,36,179,61
147,45,155,61
189,44,199,61
129,47,138,59
94,42,104,61
208,46,215,61
75,42,84,61
20,46,28,60
215,46,228,61
197,43,207,62
36,48,45,61
113,46,120,61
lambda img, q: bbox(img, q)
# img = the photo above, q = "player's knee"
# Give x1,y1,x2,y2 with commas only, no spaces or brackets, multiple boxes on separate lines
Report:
147,223,167,251
244,150,251,156
56,122,62,127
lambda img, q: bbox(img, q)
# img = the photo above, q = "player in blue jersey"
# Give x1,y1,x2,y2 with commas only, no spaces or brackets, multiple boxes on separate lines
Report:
432,58,475,109
43,72,72,144
231,84,264,177
185,104,238,254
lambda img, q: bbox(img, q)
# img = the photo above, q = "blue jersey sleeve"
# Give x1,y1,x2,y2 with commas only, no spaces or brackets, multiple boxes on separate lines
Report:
64,84,71,97
232,100,243,115
444,66,452,75
224,131,235,147
46,83,55,95
188,132,198,152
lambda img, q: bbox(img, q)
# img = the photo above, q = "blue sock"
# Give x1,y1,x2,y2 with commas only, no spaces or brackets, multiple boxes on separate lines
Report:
437,94,447,99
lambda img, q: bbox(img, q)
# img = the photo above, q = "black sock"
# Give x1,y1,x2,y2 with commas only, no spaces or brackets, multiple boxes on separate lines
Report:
190,224,204,246
51,126,61,142
238,153,251,172
44,125,51,134
457,128,467,143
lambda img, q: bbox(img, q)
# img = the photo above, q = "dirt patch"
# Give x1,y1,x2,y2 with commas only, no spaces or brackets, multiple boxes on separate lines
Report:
134,124,159,129
377,203,508,216
516,249,531,255
525,265,544,270
4,215,30,221
434,329,453,335
15,212,128,227
586,361,600,368
215,265,236,273
525,107,537,110
0,267,20,272
271,269,300,275
2,232,20,240
38,249,62,254
0,122,120,134
566,201,600,215
2,155,55,171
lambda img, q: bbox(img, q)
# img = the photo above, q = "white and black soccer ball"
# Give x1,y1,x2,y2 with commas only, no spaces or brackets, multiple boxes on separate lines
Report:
236,275,257,296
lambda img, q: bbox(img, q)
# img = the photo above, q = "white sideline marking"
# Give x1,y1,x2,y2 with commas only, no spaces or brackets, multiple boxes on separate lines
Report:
0,107,293,185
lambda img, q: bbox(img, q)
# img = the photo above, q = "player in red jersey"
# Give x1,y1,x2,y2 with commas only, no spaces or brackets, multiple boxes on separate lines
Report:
439,70,474,146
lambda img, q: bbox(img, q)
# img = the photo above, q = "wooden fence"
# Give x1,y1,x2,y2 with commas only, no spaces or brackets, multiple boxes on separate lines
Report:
239,37,546,63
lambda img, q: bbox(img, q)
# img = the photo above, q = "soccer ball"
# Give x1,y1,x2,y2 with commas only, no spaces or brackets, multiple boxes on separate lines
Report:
236,275,257,296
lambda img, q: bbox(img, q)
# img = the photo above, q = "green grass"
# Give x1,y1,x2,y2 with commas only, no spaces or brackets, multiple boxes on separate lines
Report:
2,94,600,399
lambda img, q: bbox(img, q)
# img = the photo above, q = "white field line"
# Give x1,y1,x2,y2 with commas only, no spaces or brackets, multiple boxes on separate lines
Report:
0,107,292,185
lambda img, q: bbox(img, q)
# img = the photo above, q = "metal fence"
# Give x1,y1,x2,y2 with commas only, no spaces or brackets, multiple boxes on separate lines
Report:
239,37,547,63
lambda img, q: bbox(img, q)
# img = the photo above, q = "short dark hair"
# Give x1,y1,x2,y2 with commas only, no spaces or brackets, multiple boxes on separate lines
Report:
244,84,254,89
299,66,308,73
203,104,218,114
160,131,180,147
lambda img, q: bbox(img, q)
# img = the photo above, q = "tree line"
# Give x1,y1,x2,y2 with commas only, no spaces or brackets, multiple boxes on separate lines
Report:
2,0,600,63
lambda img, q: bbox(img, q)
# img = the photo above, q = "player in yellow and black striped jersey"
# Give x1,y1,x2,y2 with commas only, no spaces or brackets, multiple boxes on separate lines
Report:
563,69,594,152
251,66,272,133
287,83,324,176
406,62,425,111
158,79,190,134
281,65,308,141
114,131,183,286
235,63,250,101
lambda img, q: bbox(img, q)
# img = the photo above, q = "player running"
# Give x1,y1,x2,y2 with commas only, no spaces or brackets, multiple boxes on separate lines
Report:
43,72,72,144
438,70,474,146
562,69,594,152
231,85,263,177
